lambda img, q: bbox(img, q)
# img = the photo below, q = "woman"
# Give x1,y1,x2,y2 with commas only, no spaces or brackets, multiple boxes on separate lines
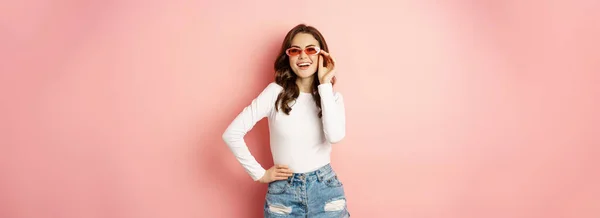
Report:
222,23,349,218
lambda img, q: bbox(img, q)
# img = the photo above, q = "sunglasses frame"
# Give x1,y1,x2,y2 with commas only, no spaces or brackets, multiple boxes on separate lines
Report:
285,46,321,57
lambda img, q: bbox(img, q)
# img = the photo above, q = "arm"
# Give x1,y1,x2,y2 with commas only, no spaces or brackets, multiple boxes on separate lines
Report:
222,83,281,181
318,83,346,144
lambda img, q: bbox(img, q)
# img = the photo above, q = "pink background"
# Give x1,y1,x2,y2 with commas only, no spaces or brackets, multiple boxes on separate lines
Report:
1,0,599,217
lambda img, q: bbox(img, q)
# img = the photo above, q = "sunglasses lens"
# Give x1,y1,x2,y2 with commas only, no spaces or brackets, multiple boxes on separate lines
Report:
286,48,301,56
306,47,318,55
286,47,320,56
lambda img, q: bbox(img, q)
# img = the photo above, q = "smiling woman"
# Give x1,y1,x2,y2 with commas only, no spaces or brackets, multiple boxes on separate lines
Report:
274,24,337,118
222,24,350,218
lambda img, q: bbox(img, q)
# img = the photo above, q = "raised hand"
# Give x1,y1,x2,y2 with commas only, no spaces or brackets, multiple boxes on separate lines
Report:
318,50,336,84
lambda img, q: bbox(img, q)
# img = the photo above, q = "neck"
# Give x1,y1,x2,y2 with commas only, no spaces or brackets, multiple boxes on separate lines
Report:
296,76,314,93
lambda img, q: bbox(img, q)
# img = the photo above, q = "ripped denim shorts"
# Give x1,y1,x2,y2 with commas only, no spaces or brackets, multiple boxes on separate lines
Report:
264,163,350,218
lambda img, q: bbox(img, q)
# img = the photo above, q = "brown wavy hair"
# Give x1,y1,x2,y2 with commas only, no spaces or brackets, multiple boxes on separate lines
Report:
274,24,336,117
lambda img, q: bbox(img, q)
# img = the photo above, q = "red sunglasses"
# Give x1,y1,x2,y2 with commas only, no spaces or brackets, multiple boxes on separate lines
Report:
285,46,321,56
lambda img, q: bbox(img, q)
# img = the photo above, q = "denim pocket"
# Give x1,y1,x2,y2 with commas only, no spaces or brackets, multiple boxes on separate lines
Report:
324,175,343,187
267,180,289,194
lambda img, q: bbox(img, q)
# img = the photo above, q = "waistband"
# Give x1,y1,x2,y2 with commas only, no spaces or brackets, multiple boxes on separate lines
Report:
287,163,335,182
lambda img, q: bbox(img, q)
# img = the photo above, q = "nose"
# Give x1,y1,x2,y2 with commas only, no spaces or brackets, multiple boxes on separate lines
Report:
298,49,308,59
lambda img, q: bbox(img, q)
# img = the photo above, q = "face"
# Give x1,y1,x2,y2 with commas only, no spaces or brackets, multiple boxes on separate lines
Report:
287,33,321,78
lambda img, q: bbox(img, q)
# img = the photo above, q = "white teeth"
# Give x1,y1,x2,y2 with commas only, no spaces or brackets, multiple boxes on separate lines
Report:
298,63,310,67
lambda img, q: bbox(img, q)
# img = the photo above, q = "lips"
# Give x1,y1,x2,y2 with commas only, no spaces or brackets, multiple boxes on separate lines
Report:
297,62,311,70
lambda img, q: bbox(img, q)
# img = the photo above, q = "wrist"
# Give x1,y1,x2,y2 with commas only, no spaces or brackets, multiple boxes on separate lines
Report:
256,171,267,183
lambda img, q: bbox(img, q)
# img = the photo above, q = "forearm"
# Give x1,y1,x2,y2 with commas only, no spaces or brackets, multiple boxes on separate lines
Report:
222,113,266,181
222,82,281,181
222,131,266,181
318,83,346,143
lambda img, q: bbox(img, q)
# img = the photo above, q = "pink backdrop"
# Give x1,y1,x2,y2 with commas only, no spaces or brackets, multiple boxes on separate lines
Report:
1,0,599,217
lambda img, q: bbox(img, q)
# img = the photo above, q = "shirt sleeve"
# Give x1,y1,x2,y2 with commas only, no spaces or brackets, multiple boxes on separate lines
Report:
317,83,346,144
222,82,282,181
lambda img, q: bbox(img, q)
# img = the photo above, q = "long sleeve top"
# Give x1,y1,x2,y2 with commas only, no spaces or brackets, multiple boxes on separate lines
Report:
222,82,346,181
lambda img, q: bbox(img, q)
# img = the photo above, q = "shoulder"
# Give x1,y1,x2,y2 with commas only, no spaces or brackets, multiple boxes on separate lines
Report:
259,82,283,99
256,82,283,102
265,82,284,93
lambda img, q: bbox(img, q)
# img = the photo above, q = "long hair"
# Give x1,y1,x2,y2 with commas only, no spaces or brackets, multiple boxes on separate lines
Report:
274,24,336,117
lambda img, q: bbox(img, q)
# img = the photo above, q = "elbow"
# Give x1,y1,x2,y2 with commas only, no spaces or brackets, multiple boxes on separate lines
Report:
221,132,229,144
222,130,233,145
222,125,247,147
327,130,346,144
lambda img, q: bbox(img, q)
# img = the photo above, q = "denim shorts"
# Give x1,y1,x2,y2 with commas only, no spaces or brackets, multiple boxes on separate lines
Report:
264,163,350,218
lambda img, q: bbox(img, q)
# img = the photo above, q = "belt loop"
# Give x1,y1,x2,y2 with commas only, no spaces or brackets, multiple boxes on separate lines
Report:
316,168,323,182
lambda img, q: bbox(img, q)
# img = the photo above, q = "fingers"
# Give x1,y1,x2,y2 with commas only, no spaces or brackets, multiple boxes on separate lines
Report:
275,165,292,172
276,168,293,173
269,165,293,181
274,176,289,181
276,168,293,176
320,50,333,61
320,51,335,69
276,170,293,177
274,165,293,174
330,56,336,67
274,173,292,180
319,54,324,69
275,164,289,169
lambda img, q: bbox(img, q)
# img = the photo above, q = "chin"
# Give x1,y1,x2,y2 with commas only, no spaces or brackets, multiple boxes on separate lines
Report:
292,69,317,79
297,73,315,79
